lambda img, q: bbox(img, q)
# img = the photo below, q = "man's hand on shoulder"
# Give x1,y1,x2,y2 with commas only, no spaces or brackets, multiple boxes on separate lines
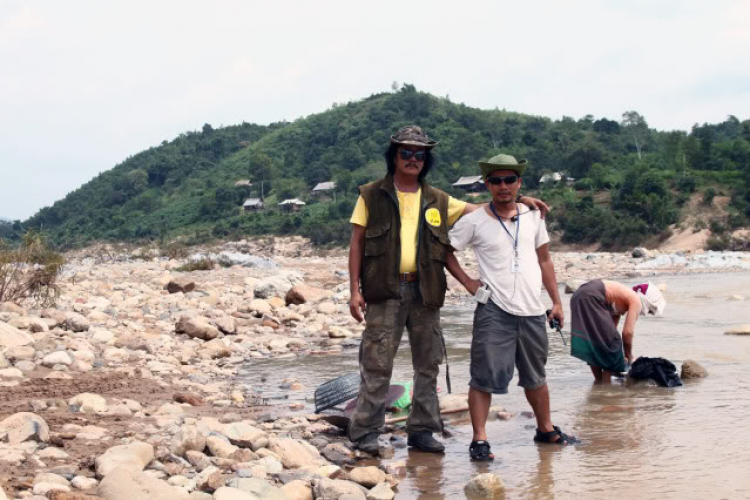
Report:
519,196,550,218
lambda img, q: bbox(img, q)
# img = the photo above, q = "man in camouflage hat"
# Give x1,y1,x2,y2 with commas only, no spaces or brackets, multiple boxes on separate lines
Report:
347,127,548,454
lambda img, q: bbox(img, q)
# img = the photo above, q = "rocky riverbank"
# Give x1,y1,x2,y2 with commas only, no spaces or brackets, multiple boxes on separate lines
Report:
1,237,749,500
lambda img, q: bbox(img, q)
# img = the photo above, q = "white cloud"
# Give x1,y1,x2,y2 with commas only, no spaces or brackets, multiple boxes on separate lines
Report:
0,0,748,220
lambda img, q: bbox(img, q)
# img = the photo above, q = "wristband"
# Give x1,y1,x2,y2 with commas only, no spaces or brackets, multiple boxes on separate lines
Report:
515,193,523,203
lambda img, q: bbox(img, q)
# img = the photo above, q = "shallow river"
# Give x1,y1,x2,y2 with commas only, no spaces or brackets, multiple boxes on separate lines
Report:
244,272,750,499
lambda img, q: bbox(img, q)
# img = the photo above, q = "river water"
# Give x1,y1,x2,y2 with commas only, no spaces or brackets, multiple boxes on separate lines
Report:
243,272,750,499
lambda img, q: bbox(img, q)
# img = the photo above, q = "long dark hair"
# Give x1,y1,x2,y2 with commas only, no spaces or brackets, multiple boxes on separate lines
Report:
384,143,435,181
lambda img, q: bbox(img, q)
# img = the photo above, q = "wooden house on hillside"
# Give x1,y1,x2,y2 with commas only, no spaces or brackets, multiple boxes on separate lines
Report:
243,198,264,211
452,176,486,193
311,181,336,200
279,198,306,212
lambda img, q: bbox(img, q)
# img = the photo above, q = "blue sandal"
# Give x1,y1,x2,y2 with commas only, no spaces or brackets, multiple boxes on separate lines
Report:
533,426,579,445
469,440,495,461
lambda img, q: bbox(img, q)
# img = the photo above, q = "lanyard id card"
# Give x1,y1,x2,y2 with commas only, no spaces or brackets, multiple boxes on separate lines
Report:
511,249,521,273
490,204,521,273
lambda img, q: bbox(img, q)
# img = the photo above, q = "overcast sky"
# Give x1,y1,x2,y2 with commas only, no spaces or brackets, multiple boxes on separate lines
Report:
1,1,748,221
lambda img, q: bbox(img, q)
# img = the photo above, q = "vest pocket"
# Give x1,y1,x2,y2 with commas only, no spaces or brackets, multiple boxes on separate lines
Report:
364,223,390,257
426,225,450,262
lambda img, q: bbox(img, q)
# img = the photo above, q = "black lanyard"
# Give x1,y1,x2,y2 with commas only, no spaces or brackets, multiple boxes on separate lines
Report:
489,203,520,254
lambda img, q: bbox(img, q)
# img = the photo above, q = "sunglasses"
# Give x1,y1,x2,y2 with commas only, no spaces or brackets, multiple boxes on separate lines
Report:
486,175,519,185
399,149,426,161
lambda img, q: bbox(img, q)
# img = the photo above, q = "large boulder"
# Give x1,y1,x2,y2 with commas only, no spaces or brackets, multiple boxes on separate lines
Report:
222,422,268,450
268,438,324,469
69,393,108,413
254,276,297,299
439,394,468,411
95,441,154,478
0,412,49,444
175,317,219,340
99,466,190,500
0,302,26,315
165,278,196,294
245,299,272,316
211,251,276,269
349,466,386,488
681,359,708,379
281,480,313,500
366,483,395,500
0,321,34,348
225,478,288,499
171,424,207,457
64,312,90,332
464,473,505,498
206,435,238,459
564,279,586,294
631,247,651,258
313,478,366,500
285,284,330,305
214,316,236,335
42,351,73,367
199,339,230,359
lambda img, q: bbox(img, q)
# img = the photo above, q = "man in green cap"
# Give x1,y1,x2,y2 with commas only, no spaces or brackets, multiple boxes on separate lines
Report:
347,128,548,455
446,154,576,462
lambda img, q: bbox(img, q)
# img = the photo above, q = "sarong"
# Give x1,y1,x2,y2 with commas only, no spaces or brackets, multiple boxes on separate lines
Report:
570,279,627,373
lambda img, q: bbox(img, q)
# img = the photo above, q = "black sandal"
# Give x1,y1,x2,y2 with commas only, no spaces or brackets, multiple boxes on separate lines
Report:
469,440,495,461
533,425,579,445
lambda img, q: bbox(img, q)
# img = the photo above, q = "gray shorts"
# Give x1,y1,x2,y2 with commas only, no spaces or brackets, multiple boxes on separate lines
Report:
470,301,548,394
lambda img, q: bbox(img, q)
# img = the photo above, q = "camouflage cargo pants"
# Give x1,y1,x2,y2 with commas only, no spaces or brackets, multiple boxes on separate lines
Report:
348,283,445,442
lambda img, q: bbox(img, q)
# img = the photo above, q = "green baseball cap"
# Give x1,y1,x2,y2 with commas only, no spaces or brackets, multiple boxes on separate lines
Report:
478,154,528,179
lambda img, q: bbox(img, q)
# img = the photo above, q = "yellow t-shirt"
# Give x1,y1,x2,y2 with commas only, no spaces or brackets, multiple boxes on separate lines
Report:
350,190,467,273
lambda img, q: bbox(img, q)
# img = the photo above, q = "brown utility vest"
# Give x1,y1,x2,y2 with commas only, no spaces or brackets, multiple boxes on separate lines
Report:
359,175,451,309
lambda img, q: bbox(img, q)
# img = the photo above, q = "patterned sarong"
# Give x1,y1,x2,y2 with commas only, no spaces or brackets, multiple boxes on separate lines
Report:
570,279,627,373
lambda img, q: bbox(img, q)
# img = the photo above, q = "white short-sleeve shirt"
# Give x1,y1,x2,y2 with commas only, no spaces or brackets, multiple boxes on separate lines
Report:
449,205,550,316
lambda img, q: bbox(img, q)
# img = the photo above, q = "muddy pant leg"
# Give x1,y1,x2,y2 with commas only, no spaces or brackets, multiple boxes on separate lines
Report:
405,301,444,435
348,299,407,442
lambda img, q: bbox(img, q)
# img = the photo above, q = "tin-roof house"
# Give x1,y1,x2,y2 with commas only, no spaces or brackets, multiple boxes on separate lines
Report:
452,175,486,193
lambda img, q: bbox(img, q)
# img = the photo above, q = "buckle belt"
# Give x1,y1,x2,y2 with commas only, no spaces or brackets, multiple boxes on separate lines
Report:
399,272,419,283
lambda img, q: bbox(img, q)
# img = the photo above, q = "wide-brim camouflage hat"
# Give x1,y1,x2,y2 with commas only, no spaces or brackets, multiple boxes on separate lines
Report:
479,154,528,178
390,125,438,149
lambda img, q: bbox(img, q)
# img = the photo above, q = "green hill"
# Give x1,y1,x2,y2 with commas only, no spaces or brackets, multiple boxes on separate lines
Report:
15,85,750,250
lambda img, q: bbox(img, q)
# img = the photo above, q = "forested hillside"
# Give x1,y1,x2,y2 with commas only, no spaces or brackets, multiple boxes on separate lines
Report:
10,85,750,250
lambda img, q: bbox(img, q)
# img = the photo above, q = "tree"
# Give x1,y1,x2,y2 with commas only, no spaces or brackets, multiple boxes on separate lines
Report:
621,111,648,160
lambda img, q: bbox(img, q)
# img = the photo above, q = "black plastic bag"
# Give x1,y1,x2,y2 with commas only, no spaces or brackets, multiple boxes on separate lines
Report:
628,357,683,387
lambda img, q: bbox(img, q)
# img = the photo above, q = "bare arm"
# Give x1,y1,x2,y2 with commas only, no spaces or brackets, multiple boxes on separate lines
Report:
459,196,549,219
445,251,482,295
621,296,641,363
348,224,366,322
536,243,563,327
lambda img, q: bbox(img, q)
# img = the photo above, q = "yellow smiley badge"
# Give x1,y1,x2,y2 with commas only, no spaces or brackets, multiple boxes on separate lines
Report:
425,208,442,227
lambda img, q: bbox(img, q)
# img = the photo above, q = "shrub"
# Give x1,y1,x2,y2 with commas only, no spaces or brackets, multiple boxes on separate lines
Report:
709,219,726,235
175,257,215,272
675,176,697,193
702,188,716,206
0,231,65,307
706,234,731,251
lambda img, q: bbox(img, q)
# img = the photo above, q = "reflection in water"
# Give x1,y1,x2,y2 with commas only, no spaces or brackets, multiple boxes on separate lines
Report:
406,451,446,500
240,273,750,498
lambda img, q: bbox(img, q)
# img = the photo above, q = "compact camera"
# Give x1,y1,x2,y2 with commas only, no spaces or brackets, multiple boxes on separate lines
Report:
474,284,491,304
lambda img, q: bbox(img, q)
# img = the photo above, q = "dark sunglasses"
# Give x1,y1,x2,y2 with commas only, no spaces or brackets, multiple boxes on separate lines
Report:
399,149,426,161
486,175,519,185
